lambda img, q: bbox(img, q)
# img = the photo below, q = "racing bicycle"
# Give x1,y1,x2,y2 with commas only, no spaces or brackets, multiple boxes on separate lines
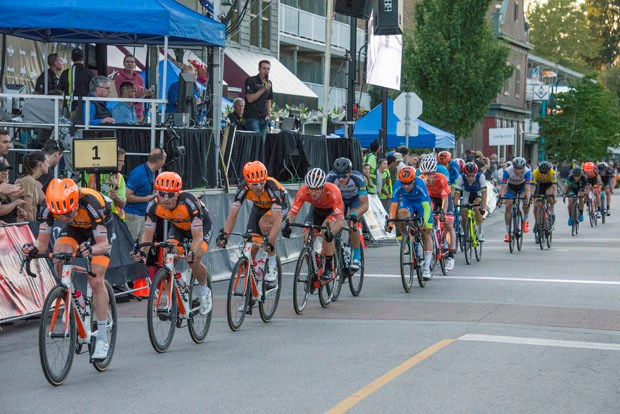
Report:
332,218,364,301
386,214,425,293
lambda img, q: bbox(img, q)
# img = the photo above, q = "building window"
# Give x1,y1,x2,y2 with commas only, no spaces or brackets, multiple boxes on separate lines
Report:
250,0,271,49
515,65,521,98
229,7,240,43
514,1,519,21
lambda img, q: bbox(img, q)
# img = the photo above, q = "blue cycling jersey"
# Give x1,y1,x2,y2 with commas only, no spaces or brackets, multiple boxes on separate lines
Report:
455,172,487,194
448,160,461,185
326,170,368,199
391,177,431,204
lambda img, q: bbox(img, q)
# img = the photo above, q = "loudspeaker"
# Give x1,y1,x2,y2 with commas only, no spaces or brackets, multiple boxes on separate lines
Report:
374,0,403,35
335,0,373,20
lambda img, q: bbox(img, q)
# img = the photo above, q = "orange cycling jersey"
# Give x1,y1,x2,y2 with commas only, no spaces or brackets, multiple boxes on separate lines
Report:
145,192,206,231
41,187,110,229
233,177,288,209
290,182,344,216
422,173,451,199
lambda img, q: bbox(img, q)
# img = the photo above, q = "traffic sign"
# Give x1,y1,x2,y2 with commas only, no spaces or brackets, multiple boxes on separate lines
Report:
394,92,422,141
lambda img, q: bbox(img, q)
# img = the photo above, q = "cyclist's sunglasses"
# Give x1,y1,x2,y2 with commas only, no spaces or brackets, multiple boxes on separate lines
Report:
249,181,265,187
337,174,349,179
402,181,414,186
158,190,178,198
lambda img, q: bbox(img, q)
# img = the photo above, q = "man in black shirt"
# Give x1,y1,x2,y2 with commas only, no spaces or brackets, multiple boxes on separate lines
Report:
58,47,94,112
227,97,246,129
35,53,64,94
243,60,273,141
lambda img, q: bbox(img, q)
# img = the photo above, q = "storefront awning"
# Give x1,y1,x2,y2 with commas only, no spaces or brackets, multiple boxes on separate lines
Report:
224,48,318,109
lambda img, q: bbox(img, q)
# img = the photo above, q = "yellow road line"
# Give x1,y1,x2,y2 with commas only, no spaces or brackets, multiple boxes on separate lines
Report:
326,338,455,414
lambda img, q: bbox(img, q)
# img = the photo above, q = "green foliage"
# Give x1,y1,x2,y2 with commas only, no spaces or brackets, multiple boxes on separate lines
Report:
402,0,513,139
526,0,602,73
585,0,620,68
601,65,620,104
538,76,620,161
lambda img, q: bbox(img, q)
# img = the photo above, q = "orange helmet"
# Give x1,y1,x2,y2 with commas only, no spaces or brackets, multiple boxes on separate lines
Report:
398,166,416,183
437,151,451,165
46,178,79,215
243,161,268,183
155,171,183,192
582,162,595,174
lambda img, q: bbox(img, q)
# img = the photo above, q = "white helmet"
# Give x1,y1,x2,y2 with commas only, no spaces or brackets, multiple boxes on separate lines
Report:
420,154,438,173
305,168,327,189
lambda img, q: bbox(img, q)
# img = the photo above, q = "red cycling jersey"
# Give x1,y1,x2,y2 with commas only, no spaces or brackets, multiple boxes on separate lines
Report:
422,173,451,199
290,182,344,217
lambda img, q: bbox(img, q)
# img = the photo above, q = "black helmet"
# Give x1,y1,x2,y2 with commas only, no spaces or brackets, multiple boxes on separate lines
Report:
538,161,551,174
570,167,582,177
333,157,352,174
463,162,478,175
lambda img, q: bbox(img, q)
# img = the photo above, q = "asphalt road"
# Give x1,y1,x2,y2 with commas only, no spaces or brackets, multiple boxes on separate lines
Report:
2,197,620,413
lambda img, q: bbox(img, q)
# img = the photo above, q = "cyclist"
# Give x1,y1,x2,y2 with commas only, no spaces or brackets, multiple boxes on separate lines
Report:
282,168,345,281
583,162,603,218
419,155,456,271
563,167,587,225
438,151,460,187
22,178,112,361
598,162,613,216
325,157,368,271
216,161,288,285
384,166,434,280
454,162,487,242
499,156,532,242
532,161,557,243
135,172,213,315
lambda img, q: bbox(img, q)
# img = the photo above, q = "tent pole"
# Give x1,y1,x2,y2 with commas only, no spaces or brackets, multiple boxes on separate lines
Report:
43,43,48,95
158,36,169,149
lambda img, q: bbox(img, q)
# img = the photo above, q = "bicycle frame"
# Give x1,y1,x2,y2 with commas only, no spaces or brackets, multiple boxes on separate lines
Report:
232,233,269,301
154,243,194,320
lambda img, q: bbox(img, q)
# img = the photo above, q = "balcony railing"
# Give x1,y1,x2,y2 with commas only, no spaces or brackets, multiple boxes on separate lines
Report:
280,4,366,52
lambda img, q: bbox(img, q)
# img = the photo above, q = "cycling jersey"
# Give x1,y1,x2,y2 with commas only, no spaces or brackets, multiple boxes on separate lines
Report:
446,160,461,186
40,187,110,231
421,173,451,199
455,172,487,195
233,177,289,211
145,192,207,232
566,173,588,193
290,182,344,217
502,165,532,186
325,170,368,199
532,168,557,184
390,178,432,228
599,167,613,186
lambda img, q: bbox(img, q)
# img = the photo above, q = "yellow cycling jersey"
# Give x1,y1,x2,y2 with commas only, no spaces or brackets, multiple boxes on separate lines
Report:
532,168,557,184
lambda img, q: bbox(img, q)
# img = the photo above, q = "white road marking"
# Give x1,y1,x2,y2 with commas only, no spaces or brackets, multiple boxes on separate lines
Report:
356,274,620,285
458,334,620,351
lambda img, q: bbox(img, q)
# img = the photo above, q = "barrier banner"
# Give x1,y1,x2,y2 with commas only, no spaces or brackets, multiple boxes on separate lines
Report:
363,194,395,241
0,223,56,321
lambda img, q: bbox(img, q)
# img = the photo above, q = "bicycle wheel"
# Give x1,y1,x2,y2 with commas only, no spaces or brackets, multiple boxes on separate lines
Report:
349,245,364,296
293,248,312,315
515,209,523,251
536,209,545,250
429,229,438,277
91,280,117,372
508,208,515,253
259,255,282,323
319,253,338,308
39,285,76,386
545,216,553,248
147,268,178,353
414,235,426,288
572,204,579,236
227,258,250,331
588,201,595,227
463,218,472,265
188,274,212,343
399,234,415,292
474,223,482,262
331,240,344,302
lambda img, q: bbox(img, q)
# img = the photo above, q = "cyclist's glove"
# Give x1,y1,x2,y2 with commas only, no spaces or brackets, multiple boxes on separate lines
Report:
22,243,39,256
348,212,358,223
265,241,275,253
216,229,227,247
79,242,93,258
480,208,486,216
325,226,334,243
281,224,292,239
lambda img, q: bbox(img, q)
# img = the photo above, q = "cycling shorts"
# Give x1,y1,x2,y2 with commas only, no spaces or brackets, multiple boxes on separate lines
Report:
399,200,433,229
504,182,526,199
304,206,339,226
56,222,112,267
430,196,455,219
534,182,554,196
167,214,213,252
343,196,362,216
246,205,288,234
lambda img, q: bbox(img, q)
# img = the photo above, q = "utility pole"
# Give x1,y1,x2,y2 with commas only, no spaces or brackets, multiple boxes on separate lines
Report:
322,0,334,136
346,17,357,138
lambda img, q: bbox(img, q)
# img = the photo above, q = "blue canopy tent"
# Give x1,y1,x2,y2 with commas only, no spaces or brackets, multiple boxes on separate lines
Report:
335,99,455,149
0,0,225,46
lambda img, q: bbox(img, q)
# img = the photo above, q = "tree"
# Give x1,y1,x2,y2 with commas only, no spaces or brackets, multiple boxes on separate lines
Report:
601,65,620,104
526,0,601,73
402,0,513,140
538,76,620,161
585,0,620,68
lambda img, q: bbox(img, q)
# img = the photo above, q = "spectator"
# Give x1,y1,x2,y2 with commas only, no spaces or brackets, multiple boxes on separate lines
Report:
0,129,11,163
15,152,49,222
111,82,138,124
243,60,273,141
38,139,66,194
474,150,488,175
58,47,94,113
407,153,420,168
124,147,167,240
387,154,398,184
167,64,200,115
396,146,409,166
114,54,153,123
363,140,380,191
362,162,376,195
227,97,246,129
394,152,405,172
85,76,115,125
378,158,392,212
34,53,64,95
84,148,127,220
0,161,27,223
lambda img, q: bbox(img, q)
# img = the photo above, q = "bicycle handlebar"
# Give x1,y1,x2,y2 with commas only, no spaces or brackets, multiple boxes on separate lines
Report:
228,231,270,245
288,223,329,230
20,253,94,278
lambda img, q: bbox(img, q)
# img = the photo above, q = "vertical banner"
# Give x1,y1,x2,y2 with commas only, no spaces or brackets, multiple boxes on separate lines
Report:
362,194,395,241
0,224,56,321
